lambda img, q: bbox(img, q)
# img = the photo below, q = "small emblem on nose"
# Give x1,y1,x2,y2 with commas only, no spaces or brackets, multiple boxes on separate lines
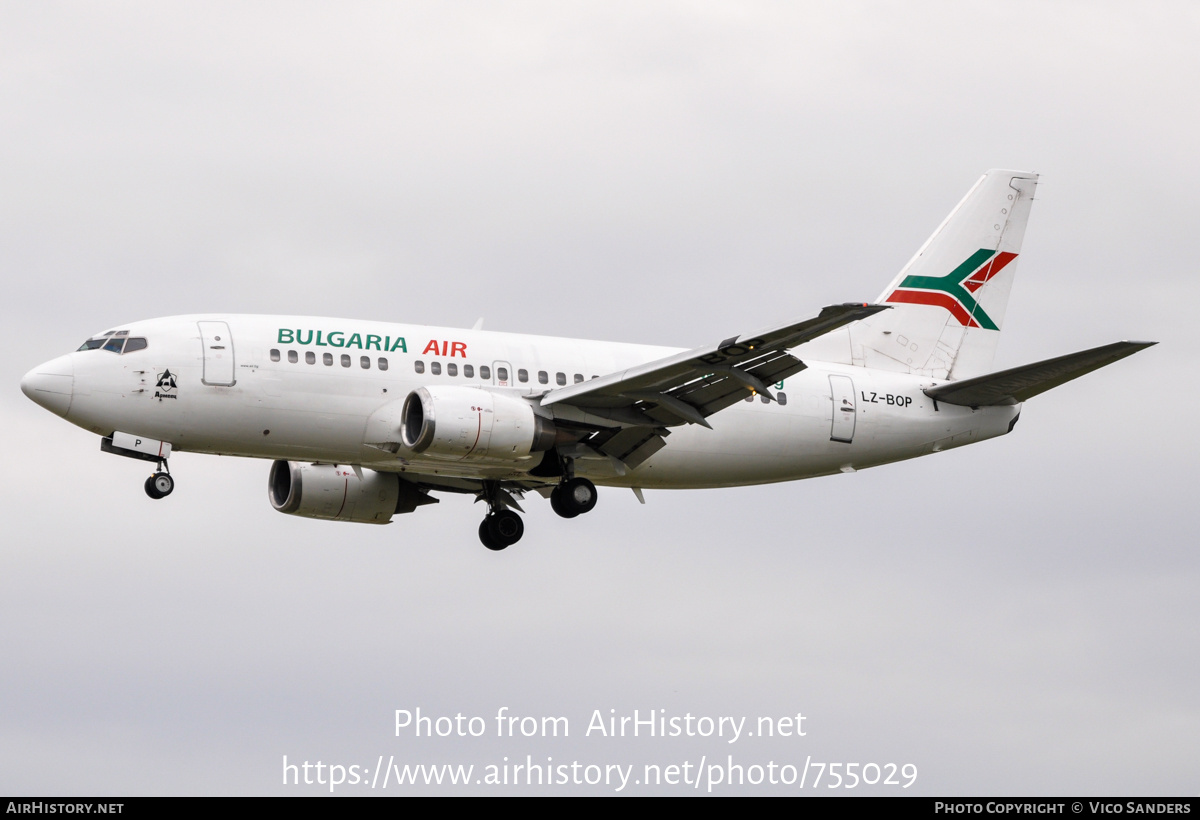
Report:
154,370,178,401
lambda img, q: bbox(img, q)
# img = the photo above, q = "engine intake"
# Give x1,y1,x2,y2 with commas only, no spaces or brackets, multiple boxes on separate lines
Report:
400,386,556,461
269,461,435,524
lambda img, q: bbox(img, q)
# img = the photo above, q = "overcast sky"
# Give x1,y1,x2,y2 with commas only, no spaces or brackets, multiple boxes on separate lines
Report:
3,1,1197,795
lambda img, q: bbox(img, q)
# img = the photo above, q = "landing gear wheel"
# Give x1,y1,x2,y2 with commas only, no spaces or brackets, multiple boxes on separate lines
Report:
151,472,174,497
486,509,524,548
554,477,597,517
144,472,173,499
479,519,506,551
550,485,579,519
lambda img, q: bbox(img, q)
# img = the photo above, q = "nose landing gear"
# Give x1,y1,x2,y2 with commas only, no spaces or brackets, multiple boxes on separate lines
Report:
144,462,174,499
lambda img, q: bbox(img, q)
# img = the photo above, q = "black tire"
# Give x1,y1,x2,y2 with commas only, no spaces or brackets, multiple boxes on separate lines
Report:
550,485,579,519
144,475,164,499
560,477,598,515
486,510,524,547
479,519,507,551
152,473,174,497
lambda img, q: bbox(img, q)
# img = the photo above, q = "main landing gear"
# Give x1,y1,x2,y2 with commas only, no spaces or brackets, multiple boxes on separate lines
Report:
475,475,600,551
479,510,524,551
144,461,174,499
476,469,600,551
550,477,597,519
477,480,525,551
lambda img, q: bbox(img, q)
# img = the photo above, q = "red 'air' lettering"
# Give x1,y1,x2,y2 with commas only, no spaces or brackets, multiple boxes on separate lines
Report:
422,339,467,357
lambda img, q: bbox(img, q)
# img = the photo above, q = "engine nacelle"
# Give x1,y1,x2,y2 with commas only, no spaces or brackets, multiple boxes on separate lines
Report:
269,461,401,524
400,385,556,462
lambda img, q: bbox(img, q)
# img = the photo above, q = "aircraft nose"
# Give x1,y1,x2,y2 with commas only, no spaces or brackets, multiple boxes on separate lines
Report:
21,354,74,418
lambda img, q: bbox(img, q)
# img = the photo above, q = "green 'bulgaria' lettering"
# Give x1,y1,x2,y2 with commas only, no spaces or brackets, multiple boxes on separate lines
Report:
276,328,408,353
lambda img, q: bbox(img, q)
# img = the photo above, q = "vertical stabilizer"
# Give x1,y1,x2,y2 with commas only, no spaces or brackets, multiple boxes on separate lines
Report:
850,169,1038,380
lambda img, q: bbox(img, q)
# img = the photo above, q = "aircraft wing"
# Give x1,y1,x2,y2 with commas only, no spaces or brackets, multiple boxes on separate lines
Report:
539,302,887,467
924,341,1156,408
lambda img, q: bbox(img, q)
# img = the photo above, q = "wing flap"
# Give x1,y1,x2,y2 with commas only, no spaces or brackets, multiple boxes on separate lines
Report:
536,302,886,469
924,341,1156,407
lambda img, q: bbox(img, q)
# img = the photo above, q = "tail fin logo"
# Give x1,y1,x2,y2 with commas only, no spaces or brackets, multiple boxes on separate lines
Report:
884,249,1017,330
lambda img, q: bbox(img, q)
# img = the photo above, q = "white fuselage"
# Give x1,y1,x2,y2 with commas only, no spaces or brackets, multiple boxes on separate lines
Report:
31,314,1018,490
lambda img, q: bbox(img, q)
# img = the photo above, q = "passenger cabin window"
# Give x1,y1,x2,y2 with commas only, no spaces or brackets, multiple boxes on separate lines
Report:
379,357,389,371
431,362,442,375
360,356,371,369
464,364,474,378
518,368,528,383
481,365,492,380
556,372,566,386
574,373,583,383
306,351,316,364
495,366,507,382
270,349,281,362
446,363,456,376
760,394,769,404
341,354,351,368
288,350,298,363
414,361,425,374
778,392,788,405
323,352,333,366
538,371,548,384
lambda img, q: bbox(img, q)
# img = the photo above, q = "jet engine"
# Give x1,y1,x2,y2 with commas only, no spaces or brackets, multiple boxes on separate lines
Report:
400,385,556,461
268,461,435,524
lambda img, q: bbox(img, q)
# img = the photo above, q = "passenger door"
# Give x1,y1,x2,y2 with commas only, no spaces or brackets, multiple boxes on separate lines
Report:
198,321,236,386
829,374,856,443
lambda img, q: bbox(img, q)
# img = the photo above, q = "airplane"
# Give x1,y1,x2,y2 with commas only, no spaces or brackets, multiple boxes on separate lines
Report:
20,169,1154,551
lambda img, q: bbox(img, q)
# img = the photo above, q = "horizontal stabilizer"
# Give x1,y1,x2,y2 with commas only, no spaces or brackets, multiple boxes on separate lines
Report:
924,341,1156,407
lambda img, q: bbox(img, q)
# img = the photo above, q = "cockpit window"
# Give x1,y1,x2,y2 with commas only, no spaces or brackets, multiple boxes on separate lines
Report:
77,335,148,354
